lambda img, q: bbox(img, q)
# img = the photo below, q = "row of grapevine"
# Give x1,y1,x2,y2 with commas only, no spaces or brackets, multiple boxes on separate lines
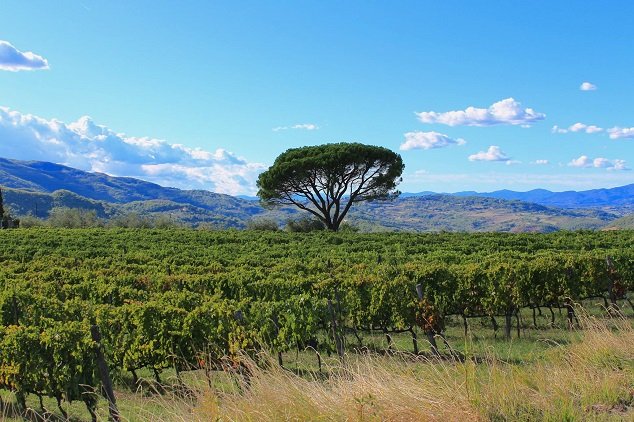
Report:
0,229,632,415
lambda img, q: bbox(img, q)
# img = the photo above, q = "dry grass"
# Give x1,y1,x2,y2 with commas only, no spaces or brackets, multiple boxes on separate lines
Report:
1,312,631,421
179,312,634,422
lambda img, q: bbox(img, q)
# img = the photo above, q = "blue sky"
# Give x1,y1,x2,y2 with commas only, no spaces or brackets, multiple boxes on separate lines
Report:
1,1,633,195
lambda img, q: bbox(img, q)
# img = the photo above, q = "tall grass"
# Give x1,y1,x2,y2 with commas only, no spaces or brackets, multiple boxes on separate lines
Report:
184,312,633,421
1,312,630,421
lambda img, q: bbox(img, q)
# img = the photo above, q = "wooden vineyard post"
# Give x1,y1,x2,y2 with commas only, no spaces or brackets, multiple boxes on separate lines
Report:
416,283,440,356
328,299,344,361
90,324,121,422
415,283,424,302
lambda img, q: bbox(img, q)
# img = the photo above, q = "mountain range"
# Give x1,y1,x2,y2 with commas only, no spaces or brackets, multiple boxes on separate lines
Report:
403,186,634,212
0,157,632,232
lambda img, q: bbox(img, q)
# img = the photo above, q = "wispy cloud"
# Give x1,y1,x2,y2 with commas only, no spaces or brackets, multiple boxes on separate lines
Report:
607,127,634,139
416,98,545,127
532,159,550,165
468,145,511,162
273,123,319,131
0,40,49,72
0,106,266,195
579,81,597,91
568,155,629,171
399,131,466,151
552,122,603,134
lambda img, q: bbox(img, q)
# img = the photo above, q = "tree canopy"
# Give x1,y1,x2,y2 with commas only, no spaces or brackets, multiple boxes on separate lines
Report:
257,142,404,231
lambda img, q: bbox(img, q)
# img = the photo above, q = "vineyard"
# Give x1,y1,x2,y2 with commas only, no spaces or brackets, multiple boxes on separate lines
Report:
0,228,633,419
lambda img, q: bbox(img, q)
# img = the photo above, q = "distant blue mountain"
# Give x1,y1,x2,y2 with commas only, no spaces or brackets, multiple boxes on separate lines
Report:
404,185,634,210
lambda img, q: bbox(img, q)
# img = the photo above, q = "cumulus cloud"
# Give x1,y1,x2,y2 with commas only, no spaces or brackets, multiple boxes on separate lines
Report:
608,127,634,139
568,155,629,171
580,82,597,91
468,146,511,162
399,131,466,151
552,122,603,134
273,123,319,131
416,98,545,127
0,40,49,72
0,106,265,195
533,159,550,165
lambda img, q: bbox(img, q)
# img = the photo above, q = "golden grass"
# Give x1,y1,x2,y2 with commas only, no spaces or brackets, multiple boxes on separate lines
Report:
182,312,633,422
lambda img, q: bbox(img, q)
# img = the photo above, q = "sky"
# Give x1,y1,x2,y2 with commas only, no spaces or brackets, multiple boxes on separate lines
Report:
1,1,633,196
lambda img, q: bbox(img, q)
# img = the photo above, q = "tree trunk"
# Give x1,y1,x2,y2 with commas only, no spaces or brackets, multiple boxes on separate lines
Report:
328,299,344,361
410,328,419,355
383,327,393,351
515,311,521,338
426,330,440,356
504,312,513,340
548,306,555,327
491,316,499,338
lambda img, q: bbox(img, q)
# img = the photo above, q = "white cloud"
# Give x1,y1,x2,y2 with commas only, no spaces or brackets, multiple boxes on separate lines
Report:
609,160,628,171
533,159,550,165
416,98,545,127
468,146,511,162
568,155,629,171
400,131,466,151
0,40,49,72
570,123,603,133
552,122,603,134
580,82,597,91
569,155,592,168
273,123,319,131
0,106,265,195
608,127,634,139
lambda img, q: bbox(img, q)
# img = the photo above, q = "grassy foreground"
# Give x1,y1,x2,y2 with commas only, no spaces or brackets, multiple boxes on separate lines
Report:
117,311,632,422
187,313,633,421
0,310,632,421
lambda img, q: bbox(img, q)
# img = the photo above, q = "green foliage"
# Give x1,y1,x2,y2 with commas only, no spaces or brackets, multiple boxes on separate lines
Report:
285,217,325,232
47,207,102,228
108,212,155,228
257,143,404,230
16,214,45,228
0,187,19,229
0,229,632,409
246,217,279,231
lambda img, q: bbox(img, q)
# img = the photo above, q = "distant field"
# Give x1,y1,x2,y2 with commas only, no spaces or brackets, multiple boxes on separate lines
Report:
0,228,633,420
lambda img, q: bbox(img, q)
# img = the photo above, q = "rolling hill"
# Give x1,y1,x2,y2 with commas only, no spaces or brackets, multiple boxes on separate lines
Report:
0,157,629,232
